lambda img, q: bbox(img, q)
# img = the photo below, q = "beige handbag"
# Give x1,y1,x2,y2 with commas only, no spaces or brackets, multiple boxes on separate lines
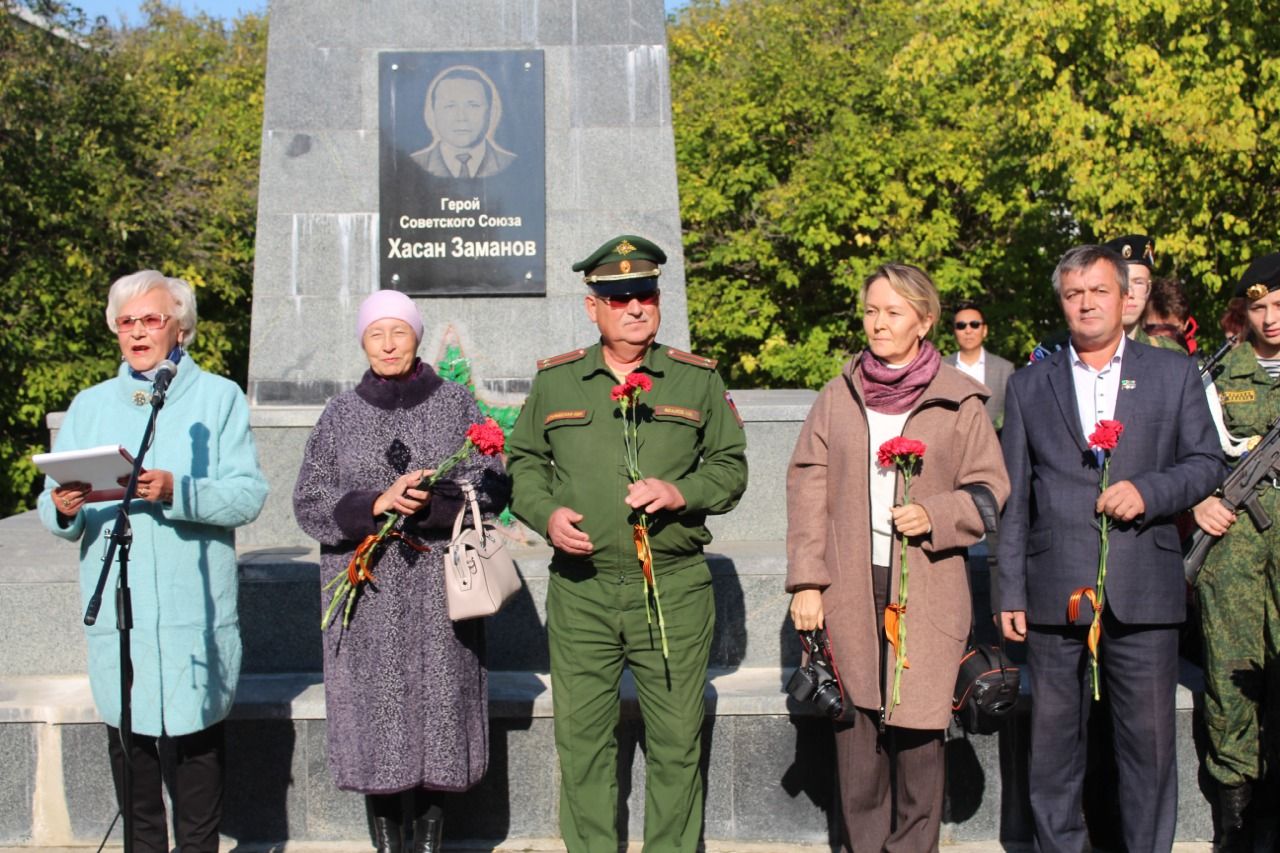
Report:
445,481,521,620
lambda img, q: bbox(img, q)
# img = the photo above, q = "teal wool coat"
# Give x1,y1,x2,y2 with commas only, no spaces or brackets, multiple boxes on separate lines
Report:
38,360,268,737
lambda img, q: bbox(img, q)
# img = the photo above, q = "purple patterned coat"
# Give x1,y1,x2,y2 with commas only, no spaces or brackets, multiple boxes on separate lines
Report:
293,364,510,794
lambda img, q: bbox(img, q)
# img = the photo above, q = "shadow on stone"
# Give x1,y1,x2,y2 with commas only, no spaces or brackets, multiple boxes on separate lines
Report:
708,552,747,671
222,719,299,844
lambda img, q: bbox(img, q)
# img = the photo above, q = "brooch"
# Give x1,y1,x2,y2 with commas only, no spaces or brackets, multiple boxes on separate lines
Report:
132,391,149,406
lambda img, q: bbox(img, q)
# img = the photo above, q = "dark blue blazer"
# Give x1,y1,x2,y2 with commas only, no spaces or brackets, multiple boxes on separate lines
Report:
995,340,1224,624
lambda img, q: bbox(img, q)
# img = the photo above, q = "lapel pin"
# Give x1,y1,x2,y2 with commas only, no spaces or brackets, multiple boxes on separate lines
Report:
1121,379,1136,390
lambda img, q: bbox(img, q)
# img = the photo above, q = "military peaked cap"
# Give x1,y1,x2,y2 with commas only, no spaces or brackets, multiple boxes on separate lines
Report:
573,235,667,297
1104,234,1156,269
1234,252,1280,301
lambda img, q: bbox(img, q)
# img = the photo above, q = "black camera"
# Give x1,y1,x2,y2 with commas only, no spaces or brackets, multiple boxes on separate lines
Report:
787,628,846,720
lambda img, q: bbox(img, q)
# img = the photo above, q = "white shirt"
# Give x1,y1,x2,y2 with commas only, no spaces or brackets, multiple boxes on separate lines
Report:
954,348,986,385
867,407,912,567
1068,335,1126,438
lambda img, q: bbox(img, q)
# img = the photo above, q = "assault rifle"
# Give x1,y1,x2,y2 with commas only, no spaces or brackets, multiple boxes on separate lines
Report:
1198,334,1238,377
1183,415,1280,583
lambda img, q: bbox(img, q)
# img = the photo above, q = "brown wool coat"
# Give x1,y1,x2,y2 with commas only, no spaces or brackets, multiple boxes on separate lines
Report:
786,357,1010,730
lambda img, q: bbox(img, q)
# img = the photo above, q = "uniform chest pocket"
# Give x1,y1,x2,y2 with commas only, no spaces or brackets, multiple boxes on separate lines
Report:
645,404,704,456
543,409,598,483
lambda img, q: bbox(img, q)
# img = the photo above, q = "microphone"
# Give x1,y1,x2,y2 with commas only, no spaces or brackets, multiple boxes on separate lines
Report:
150,359,178,405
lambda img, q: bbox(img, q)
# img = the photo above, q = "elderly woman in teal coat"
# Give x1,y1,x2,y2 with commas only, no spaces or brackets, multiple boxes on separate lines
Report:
37,270,268,853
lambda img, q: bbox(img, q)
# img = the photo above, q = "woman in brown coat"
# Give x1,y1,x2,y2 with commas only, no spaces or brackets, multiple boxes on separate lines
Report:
787,263,1009,852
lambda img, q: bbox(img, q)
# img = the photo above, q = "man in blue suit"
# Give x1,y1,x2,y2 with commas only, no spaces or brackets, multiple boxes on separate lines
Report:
996,244,1224,851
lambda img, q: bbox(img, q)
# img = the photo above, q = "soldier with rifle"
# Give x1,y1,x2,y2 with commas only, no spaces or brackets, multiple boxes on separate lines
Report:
1189,251,1280,850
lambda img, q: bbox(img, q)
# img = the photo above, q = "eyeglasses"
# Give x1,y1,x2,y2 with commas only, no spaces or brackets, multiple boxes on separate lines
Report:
954,320,984,330
596,292,660,309
115,313,171,332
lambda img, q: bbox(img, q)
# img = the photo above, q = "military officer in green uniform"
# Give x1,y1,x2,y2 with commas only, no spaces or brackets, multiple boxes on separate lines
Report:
1192,251,1280,849
507,235,748,853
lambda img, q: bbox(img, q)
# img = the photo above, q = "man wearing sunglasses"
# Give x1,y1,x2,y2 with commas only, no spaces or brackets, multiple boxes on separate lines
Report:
507,234,748,853
944,301,1014,430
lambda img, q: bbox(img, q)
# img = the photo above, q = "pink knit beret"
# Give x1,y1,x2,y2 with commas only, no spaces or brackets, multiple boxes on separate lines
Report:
356,290,424,342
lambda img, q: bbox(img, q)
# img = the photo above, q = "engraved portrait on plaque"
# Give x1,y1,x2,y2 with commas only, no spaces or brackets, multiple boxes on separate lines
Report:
379,50,545,296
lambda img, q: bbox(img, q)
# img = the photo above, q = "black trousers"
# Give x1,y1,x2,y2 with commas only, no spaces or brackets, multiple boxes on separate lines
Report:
106,722,225,853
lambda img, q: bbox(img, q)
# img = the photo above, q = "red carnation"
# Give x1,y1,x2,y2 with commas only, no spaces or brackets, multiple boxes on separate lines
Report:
610,384,629,402
877,437,928,469
625,372,653,393
465,418,506,456
1088,420,1124,453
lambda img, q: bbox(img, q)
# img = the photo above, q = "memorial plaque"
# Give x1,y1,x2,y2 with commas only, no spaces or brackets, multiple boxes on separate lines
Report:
379,50,546,296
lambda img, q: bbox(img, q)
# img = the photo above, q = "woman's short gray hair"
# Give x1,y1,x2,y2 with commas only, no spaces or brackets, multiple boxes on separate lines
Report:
1051,245,1129,297
859,263,941,335
105,271,198,345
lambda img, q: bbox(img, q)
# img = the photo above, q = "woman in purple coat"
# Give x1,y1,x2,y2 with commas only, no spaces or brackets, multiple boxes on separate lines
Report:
293,291,509,853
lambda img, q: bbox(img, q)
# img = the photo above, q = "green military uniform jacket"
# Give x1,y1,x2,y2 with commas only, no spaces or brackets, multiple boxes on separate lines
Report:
1132,326,1187,351
1198,339,1280,789
507,342,748,574
1212,342,1280,441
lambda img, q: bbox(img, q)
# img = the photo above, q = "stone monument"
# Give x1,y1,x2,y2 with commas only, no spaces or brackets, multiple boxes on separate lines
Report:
242,0,694,548
0,0,1215,847
247,0,688,406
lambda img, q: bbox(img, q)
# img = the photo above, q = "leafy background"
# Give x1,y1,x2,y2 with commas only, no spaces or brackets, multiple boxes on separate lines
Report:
3,0,1278,513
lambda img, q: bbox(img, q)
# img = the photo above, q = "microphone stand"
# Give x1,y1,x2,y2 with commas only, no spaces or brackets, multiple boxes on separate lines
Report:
83,375,170,853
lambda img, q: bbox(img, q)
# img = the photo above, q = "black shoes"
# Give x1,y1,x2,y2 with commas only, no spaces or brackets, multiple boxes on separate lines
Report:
409,804,443,853
371,814,404,853
1216,783,1252,852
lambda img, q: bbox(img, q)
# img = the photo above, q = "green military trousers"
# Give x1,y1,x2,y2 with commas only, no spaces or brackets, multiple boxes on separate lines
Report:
547,559,715,853
1196,488,1280,787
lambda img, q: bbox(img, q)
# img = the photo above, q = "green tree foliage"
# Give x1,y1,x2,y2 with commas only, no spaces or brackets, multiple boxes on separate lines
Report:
670,0,1280,387
0,1,265,514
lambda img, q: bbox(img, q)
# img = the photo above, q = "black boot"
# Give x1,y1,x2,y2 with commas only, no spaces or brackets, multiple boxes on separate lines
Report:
1216,783,1251,852
367,794,404,853
410,803,443,853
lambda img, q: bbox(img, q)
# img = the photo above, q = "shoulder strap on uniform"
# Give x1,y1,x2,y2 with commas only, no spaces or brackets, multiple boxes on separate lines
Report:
536,348,587,371
666,347,718,370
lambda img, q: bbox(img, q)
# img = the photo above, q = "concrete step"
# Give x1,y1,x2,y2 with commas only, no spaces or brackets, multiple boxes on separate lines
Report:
0,510,798,678
0,668,840,848
0,663,1219,848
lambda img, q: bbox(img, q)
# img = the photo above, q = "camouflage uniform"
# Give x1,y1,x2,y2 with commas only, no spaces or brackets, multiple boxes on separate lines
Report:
1132,325,1187,351
1198,341,1280,787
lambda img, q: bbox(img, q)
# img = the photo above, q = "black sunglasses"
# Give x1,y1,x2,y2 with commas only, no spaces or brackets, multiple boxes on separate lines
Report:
954,320,984,330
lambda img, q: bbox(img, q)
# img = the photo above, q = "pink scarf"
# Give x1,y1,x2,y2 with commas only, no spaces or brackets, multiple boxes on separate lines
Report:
858,340,941,414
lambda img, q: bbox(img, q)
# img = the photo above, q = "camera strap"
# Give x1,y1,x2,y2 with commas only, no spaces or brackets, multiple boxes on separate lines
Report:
877,559,891,735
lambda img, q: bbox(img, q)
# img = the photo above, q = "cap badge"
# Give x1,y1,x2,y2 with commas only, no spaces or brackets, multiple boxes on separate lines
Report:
1247,283,1269,301
620,260,632,274
615,240,636,256
1121,244,1133,259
